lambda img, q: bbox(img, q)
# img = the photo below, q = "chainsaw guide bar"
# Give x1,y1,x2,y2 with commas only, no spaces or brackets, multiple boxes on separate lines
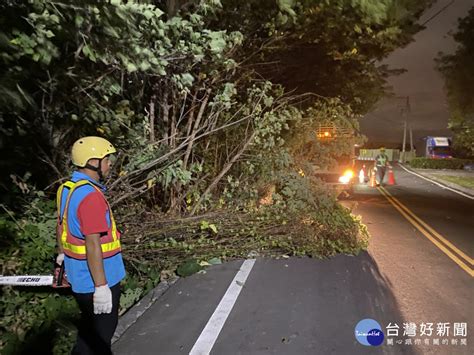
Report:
0,275,54,286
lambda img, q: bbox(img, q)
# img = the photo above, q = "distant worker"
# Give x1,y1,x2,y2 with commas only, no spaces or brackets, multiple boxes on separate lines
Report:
56,136,125,354
374,147,390,186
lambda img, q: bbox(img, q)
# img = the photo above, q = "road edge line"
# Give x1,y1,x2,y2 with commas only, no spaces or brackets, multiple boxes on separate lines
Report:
190,259,256,355
378,187,473,277
398,164,474,200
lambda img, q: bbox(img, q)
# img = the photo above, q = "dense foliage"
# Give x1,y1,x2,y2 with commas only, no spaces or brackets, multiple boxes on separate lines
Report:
437,6,474,157
215,0,431,113
0,0,432,353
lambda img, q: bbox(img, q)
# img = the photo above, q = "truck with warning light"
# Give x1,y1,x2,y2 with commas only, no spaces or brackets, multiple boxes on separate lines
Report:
312,123,356,197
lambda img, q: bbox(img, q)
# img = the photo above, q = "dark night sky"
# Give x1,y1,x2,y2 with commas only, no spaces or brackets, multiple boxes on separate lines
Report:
360,0,473,149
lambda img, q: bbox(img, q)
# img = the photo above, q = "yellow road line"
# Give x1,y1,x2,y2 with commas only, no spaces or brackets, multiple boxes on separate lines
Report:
377,187,474,277
380,186,474,266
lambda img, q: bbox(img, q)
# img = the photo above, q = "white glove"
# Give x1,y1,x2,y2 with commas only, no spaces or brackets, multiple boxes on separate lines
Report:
93,285,112,314
56,253,64,265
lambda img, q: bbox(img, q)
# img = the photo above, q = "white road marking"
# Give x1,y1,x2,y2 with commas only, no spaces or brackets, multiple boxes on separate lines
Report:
189,259,256,355
399,164,474,200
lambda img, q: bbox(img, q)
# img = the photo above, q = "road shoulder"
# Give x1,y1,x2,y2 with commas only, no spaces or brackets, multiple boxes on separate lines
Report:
400,164,474,198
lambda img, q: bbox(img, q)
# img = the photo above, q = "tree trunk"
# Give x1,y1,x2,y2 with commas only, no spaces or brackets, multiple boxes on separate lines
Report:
166,0,193,17
149,95,156,143
183,89,211,169
166,0,178,17
170,88,177,149
161,86,170,145
182,94,197,168
191,131,256,215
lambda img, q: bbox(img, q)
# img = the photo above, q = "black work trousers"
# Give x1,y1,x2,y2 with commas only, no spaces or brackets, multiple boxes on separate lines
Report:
72,283,121,355
376,166,386,185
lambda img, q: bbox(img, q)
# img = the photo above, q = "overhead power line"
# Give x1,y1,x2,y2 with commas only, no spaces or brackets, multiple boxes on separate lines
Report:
421,0,455,27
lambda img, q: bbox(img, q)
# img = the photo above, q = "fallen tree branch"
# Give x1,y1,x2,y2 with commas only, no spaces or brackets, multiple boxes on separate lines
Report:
190,130,256,215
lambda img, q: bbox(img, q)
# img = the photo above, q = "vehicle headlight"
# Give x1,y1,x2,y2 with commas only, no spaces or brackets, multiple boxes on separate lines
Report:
338,170,354,184
338,175,351,184
343,169,354,179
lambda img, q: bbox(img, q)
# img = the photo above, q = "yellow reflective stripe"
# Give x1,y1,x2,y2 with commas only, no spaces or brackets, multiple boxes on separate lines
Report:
61,228,67,244
109,211,118,241
61,220,67,244
102,239,121,252
57,181,76,219
56,186,63,217
61,180,91,246
62,240,121,255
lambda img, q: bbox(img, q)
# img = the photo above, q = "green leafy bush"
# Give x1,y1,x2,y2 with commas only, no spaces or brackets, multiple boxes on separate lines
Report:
259,172,369,257
408,158,474,169
0,194,161,354
0,192,80,354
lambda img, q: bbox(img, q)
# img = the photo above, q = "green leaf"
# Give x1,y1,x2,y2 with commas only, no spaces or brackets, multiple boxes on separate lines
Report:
208,257,222,265
126,63,138,72
277,0,296,17
139,61,151,71
75,15,84,27
104,26,120,38
82,44,97,62
120,287,143,310
143,10,154,20
153,8,164,18
208,31,227,53
158,67,166,75
180,73,194,87
176,259,202,277
200,220,209,230
209,224,218,234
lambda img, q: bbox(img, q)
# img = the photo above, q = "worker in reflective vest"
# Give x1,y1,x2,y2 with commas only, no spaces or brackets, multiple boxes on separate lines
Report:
56,136,126,354
374,147,390,186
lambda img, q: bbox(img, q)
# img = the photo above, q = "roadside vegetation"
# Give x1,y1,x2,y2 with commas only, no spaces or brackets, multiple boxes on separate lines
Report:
431,175,474,190
408,157,474,170
437,7,474,158
0,0,432,353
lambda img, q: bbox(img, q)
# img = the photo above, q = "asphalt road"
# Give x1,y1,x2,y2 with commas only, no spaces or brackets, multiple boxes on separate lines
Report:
113,165,473,355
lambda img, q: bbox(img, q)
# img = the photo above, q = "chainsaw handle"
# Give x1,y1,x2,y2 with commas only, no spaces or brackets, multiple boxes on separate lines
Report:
56,263,64,287
52,260,70,288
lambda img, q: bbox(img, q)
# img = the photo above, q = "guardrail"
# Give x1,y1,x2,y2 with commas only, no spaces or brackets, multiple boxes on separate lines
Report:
358,148,401,162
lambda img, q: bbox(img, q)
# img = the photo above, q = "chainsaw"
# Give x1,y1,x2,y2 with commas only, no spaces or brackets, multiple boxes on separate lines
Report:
0,260,70,288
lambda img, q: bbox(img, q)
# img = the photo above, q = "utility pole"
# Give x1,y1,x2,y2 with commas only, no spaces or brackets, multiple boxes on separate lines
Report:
402,121,407,153
398,96,411,162
406,96,413,152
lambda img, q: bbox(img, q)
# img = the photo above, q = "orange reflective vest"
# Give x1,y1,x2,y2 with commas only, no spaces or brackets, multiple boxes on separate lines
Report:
56,180,121,260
